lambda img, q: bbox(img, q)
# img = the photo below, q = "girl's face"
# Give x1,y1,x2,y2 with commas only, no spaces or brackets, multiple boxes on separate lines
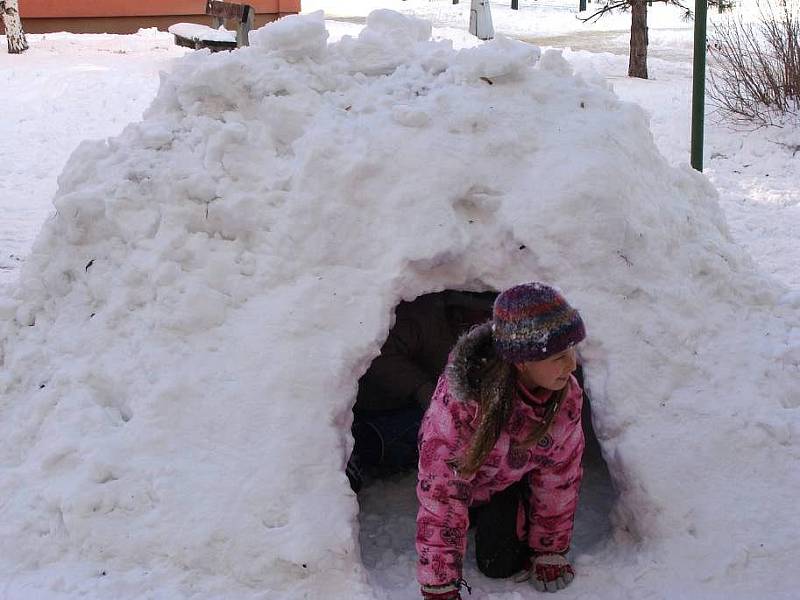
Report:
514,347,577,391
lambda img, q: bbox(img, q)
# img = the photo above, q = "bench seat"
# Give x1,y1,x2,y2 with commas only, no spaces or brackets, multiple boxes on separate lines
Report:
169,22,237,51
169,1,253,52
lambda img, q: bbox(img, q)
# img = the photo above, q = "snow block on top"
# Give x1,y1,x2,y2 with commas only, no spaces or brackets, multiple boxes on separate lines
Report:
250,10,329,61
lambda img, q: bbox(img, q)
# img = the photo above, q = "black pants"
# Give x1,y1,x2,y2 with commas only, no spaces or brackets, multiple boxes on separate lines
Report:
470,481,530,579
351,404,424,471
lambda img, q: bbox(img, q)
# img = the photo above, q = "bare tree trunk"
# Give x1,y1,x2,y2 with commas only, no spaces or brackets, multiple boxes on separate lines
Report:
628,0,648,78
1,0,29,54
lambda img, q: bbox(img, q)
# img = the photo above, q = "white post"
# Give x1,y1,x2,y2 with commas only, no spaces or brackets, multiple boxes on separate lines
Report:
1,0,29,54
469,0,494,40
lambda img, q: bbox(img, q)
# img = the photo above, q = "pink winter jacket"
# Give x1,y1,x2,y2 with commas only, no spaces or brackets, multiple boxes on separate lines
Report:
415,324,585,587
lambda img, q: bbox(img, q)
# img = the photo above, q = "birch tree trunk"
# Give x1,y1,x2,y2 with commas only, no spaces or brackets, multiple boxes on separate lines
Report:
1,0,29,54
628,0,648,78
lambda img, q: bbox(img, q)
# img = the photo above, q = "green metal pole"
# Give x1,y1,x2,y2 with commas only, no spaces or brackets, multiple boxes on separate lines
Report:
690,0,708,171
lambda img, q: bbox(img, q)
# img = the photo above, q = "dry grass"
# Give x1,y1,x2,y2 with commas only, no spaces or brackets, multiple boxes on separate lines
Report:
709,0,800,126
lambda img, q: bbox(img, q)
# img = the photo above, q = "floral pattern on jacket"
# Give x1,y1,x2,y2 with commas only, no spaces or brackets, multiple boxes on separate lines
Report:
415,343,584,587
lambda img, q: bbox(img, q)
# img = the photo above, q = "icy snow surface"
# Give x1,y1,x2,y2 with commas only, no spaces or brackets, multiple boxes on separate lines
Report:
1,8,800,600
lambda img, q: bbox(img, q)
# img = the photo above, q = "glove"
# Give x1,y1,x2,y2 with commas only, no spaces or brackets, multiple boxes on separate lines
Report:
531,553,575,593
513,553,575,593
421,582,462,600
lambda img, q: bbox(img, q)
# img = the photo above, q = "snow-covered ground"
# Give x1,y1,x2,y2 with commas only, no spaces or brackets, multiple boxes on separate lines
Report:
1,2,798,600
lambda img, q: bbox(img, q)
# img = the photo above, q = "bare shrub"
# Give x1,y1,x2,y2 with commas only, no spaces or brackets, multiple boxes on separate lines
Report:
709,0,800,126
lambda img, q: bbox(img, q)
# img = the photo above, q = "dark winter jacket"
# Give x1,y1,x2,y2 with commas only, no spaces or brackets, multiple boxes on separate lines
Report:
355,295,460,412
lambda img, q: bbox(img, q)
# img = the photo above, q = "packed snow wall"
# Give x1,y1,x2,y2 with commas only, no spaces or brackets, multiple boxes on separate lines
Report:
1,10,798,600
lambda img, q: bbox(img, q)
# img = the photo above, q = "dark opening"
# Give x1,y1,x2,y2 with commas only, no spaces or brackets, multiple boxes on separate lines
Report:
351,290,615,596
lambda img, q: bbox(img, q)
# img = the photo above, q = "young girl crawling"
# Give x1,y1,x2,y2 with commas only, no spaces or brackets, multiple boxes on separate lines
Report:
416,282,586,598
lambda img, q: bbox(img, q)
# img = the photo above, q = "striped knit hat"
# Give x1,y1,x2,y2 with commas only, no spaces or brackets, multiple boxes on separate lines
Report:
492,282,586,363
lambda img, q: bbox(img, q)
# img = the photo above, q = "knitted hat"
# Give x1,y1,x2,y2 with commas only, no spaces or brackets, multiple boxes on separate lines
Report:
492,282,586,363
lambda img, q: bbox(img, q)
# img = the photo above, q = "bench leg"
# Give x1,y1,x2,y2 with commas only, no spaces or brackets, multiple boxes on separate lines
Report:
236,10,253,47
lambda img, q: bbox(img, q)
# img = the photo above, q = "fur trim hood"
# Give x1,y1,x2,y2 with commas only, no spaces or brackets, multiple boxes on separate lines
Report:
444,322,514,405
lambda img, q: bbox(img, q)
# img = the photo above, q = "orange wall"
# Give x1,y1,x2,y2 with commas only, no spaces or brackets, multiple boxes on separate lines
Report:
8,0,300,34
19,0,300,18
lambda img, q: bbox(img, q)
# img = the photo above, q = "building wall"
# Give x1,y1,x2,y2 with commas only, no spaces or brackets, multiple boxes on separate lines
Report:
5,0,300,34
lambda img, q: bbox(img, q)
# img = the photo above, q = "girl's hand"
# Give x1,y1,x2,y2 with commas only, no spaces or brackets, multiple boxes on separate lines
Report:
420,581,462,600
529,553,575,593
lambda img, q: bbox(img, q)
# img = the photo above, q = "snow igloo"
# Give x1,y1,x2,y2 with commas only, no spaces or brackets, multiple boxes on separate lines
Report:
1,9,799,600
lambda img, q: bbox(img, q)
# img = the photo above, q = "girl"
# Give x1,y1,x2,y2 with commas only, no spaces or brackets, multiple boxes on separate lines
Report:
416,282,586,599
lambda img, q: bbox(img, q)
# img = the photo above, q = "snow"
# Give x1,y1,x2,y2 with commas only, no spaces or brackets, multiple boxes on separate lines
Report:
167,23,237,43
0,29,189,283
306,0,694,39
249,10,329,59
1,3,799,600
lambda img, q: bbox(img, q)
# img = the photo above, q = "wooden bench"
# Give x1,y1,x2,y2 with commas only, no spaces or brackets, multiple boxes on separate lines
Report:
169,1,254,52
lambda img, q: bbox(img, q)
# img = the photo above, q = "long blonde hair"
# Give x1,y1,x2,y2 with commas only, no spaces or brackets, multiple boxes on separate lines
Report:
456,355,568,478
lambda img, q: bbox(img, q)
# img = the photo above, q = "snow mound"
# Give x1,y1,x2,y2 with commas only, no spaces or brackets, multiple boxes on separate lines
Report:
249,10,329,60
1,10,798,600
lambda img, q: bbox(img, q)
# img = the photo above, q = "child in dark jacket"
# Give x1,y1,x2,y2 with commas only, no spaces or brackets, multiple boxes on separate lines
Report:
416,282,587,599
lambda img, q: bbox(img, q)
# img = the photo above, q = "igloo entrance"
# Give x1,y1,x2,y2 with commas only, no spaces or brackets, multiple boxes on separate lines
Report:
352,290,616,596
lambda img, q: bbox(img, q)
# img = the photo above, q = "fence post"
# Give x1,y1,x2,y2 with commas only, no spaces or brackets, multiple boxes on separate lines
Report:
690,0,707,171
